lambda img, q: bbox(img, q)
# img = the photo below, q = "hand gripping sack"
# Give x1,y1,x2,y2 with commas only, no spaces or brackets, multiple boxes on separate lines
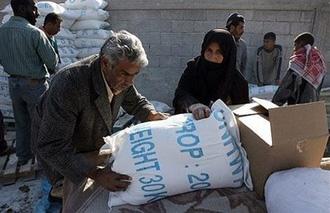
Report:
102,99,252,208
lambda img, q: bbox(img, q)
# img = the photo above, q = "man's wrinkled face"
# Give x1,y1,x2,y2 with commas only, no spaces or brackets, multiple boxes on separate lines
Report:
230,22,245,40
101,56,141,95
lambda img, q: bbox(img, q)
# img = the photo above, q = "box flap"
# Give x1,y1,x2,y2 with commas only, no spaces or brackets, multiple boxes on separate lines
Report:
269,101,328,144
252,97,278,110
232,102,268,117
239,114,273,146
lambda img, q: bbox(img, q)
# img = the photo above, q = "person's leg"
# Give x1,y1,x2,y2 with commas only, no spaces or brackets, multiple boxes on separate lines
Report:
21,78,48,163
0,109,8,154
8,77,32,164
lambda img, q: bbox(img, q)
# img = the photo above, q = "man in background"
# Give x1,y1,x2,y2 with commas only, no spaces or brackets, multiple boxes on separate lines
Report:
256,32,282,85
226,12,247,78
41,12,62,68
0,0,57,165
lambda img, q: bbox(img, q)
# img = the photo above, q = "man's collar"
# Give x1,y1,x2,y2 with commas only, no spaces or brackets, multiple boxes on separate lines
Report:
10,16,30,24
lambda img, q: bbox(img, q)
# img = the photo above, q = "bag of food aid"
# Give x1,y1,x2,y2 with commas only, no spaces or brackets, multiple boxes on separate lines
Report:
102,99,252,208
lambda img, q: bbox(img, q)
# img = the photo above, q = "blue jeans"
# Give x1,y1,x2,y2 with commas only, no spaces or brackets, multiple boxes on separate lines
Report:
9,77,48,162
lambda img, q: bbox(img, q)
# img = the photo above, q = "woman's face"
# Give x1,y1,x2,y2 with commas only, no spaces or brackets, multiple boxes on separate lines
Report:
204,42,224,64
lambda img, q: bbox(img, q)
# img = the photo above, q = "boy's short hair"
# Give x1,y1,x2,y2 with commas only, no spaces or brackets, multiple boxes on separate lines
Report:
264,32,276,40
44,12,62,26
226,13,245,30
294,32,314,46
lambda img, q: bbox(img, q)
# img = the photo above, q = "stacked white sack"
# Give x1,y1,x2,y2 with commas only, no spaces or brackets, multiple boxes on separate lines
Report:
0,7,14,118
0,66,13,118
0,4,12,24
64,0,111,58
36,1,80,69
102,99,252,208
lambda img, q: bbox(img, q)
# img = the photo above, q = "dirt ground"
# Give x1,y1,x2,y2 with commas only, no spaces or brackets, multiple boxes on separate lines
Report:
0,178,42,213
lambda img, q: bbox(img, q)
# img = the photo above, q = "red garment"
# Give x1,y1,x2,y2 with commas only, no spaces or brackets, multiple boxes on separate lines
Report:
289,44,326,89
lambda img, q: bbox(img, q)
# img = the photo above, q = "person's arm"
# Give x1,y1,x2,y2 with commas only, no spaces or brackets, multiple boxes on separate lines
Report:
173,61,200,114
275,46,283,84
33,30,58,72
121,85,157,122
256,47,263,85
272,69,295,106
240,41,248,76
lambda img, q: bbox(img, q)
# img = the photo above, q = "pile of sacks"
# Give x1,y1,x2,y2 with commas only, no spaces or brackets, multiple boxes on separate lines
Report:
0,66,13,118
65,0,112,59
102,99,252,208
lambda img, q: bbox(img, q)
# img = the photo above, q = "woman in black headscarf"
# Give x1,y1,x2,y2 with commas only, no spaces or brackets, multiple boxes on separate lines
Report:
173,29,249,120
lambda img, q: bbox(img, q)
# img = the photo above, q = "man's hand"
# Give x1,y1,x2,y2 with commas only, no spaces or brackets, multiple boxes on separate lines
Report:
189,103,211,120
147,110,169,121
88,166,132,192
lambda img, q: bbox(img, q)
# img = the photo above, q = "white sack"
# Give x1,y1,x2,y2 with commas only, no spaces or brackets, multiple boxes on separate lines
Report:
36,1,80,20
1,14,11,24
0,4,12,13
77,48,100,58
57,28,76,39
74,38,105,48
75,29,113,39
57,39,75,48
150,101,172,113
36,15,76,29
103,99,252,207
64,0,108,10
265,168,330,213
58,47,79,58
70,20,110,31
75,9,109,21
36,1,65,16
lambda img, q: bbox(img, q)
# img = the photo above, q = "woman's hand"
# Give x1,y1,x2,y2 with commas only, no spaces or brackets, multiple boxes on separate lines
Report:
189,103,211,120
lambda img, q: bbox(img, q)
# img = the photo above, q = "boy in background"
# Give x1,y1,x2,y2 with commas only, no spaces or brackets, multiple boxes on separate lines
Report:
272,32,327,105
256,32,282,85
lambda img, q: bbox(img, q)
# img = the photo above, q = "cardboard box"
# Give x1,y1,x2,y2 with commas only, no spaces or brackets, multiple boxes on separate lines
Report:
232,98,329,197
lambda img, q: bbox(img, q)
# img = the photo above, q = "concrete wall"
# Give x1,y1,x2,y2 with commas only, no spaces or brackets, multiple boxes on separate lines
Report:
108,0,330,105
1,0,330,105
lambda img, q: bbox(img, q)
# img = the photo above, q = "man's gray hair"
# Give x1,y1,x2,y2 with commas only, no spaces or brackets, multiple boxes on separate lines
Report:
100,30,148,67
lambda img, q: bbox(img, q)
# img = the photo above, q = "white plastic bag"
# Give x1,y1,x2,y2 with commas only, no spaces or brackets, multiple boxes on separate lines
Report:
103,99,252,207
265,168,330,213
70,20,110,31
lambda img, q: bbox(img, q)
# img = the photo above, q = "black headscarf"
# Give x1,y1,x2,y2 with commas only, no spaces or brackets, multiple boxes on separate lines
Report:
173,29,248,113
200,29,237,101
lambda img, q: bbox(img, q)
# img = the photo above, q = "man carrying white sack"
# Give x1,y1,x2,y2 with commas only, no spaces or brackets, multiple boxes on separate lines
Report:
31,30,168,212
